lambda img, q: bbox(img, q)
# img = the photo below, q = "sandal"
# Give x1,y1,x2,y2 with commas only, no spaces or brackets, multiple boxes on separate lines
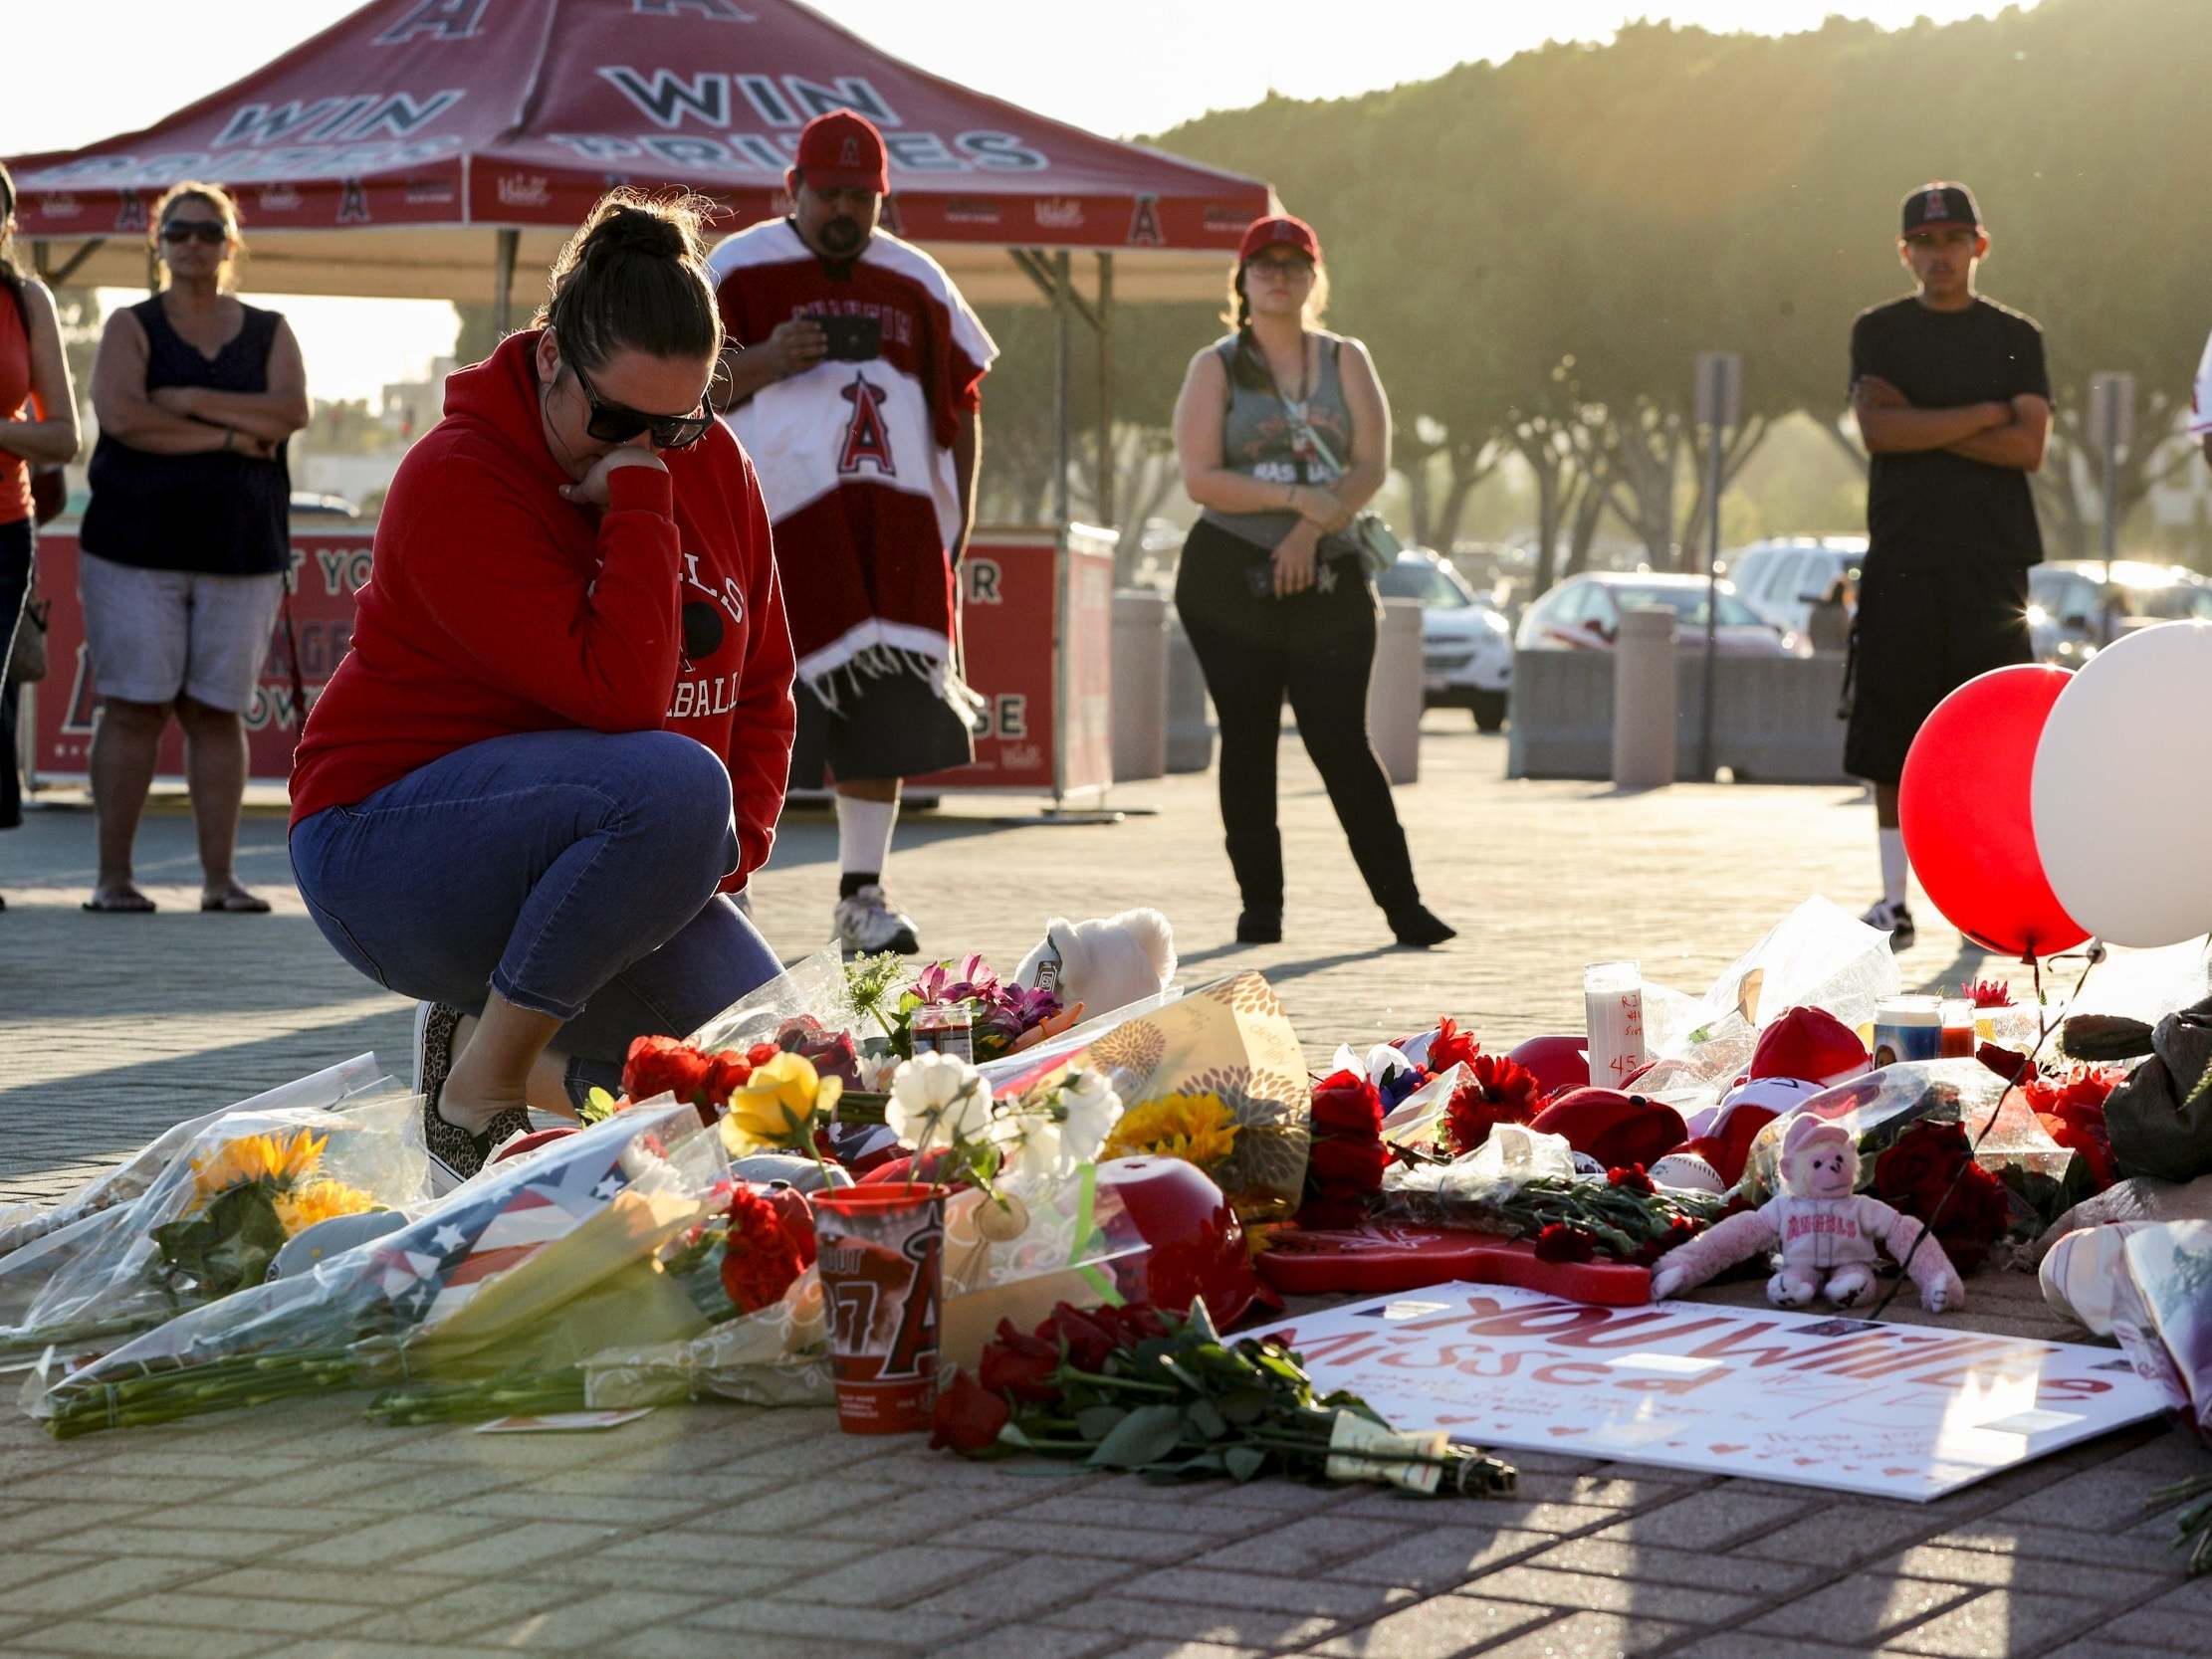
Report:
201,888,273,914
84,889,157,914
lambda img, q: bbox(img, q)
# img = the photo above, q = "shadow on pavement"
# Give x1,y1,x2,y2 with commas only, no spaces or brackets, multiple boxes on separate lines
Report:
0,1008,412,1181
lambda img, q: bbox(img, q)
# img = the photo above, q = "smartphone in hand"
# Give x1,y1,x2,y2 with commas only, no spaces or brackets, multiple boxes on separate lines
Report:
820,314,882,361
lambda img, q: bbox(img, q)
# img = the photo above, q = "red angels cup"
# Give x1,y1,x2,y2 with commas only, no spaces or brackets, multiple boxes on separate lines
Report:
1583,959,1648,1087
809,1183,947,1434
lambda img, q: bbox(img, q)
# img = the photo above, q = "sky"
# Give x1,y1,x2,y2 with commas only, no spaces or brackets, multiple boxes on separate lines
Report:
3,0,2039,404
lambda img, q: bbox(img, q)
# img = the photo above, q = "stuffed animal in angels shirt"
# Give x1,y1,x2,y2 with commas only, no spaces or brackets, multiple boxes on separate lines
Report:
1648,1116,1965,1313
1014,909,1177,1019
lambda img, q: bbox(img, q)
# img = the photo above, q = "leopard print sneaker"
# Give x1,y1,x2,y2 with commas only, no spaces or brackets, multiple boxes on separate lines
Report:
414,1002,533,1193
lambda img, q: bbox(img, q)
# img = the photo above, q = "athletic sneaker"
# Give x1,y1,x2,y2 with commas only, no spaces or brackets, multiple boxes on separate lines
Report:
413,1000,532,1194
834,883,921,955
1859,899,1916,952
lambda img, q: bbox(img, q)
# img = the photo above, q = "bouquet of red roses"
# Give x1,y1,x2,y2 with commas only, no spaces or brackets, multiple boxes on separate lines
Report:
1873,1121,2012,1273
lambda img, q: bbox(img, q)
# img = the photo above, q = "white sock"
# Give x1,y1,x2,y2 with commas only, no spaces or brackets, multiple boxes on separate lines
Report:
836,794,899,885
1880,828,1908,908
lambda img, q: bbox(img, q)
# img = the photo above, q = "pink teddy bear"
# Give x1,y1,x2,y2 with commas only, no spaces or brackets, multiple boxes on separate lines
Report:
1649,1116,1965,1313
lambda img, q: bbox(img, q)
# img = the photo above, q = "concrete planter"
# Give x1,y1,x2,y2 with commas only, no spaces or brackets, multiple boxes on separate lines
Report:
1507,648,1851,783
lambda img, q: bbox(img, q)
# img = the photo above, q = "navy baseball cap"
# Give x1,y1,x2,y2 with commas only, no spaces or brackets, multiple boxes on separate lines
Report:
1901,181,1981,237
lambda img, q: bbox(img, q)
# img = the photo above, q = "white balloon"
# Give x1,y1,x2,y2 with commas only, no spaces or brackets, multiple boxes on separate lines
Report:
2032,620,2212,948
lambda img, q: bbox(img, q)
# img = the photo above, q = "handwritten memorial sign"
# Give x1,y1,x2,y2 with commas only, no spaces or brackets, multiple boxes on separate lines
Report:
1253,1286,2167,1501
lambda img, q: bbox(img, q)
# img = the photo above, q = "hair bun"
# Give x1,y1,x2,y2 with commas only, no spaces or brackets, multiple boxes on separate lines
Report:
586,205,686,263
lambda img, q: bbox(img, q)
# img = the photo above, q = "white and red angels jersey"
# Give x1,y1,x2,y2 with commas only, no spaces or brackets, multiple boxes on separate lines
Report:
708,219,996,687
2192,325,2212,437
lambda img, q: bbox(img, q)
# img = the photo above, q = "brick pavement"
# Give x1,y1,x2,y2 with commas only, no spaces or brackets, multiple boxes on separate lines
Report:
0,720,2203,1658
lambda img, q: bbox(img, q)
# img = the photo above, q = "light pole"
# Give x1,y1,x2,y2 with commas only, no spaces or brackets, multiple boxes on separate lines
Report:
1693,350,1743,779
2087,371,2135,647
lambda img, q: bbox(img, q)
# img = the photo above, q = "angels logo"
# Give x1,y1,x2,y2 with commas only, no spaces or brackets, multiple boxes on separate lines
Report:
1127,192,1164,247
374,0,489,44
337,178,372,224
114,193,147,235
837,373,896,477
1923,189,1950,221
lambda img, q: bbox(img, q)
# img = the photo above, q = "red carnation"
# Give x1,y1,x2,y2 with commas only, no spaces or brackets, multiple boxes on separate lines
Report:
1532,1224,1598,1264
1607,1164,1656,1195
1429,1016,1481,1075
760,1184,816,1268
979,1319,1063,1404
1443,1053,1543,1155
1310,1070,1385,1136
930,1368,1010,1454
719,1185,804,1314
746,1042,782,1067
702,1050,754,1107
2027,1066,2123,1191
623,1035,715,1108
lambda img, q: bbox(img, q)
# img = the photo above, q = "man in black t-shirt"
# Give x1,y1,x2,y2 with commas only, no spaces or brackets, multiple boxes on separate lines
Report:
1845,181,2050,952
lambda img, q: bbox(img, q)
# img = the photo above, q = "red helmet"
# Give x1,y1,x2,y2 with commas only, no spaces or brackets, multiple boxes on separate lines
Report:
1506,1035,1592,1100
1093,1155,1274,1329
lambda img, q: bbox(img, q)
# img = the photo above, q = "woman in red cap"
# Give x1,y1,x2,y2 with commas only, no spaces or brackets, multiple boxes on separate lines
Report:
1171,215,1452,947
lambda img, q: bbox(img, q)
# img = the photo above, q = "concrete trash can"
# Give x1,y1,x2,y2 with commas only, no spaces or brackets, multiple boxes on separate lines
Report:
1368,597,1423,786
1165,614,1216,774
1111,589,1169,782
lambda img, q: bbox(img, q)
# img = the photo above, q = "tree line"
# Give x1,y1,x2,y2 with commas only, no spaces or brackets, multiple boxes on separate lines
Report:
982,0,2212,583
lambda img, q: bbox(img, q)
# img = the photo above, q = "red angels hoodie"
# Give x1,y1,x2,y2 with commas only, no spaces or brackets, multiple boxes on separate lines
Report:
290,329,795,890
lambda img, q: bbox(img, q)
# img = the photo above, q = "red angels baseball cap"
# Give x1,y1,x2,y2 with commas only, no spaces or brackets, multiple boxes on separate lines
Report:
794,108,888,195
1238,214,1321,267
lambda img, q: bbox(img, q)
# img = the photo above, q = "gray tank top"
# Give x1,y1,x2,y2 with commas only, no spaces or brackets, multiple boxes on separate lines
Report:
1199,330,1359,556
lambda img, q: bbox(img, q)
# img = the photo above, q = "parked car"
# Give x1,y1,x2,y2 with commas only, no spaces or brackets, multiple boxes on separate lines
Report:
2028,560,2212,663
289,491,362,520
1379,549,1513,730
1514,571,1796,656
1722,536,1868,638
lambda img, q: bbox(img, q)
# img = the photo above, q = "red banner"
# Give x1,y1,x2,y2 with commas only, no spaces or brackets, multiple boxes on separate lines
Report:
29,525,1112,799
28,530,371,785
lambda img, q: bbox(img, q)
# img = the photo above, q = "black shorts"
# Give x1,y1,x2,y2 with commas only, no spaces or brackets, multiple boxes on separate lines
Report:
787,668,977,790
1842,552,2032,785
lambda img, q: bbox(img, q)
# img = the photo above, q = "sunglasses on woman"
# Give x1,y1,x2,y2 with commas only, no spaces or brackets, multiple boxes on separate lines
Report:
568,355,712,450
159,222,228,246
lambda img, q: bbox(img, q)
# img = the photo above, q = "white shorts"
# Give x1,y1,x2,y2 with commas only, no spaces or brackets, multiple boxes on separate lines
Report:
78,551,284,713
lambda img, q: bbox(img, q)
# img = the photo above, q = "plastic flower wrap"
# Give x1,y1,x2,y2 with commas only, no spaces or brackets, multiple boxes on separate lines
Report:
25,1101,726,1439
0,1087,427,1361
0,1055,392,1321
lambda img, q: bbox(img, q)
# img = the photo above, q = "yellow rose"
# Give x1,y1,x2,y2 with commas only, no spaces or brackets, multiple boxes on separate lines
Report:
724,1052,824,1144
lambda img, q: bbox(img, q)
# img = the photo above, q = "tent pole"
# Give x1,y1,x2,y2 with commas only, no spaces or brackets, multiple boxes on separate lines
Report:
1097,253,1114,528
492,228,521,338
1053,250,1071,525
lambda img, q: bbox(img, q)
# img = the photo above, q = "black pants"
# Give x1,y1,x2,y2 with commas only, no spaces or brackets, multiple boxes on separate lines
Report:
0,519,29,832
1174,518,1420,917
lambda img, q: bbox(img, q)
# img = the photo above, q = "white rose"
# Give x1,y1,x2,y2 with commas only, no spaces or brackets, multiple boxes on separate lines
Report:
1058,1068,1122,1160
886,1053,994,1148
993,1113,1067,1182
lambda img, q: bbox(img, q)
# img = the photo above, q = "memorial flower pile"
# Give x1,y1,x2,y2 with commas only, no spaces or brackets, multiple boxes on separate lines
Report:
1873,1121,2012,1273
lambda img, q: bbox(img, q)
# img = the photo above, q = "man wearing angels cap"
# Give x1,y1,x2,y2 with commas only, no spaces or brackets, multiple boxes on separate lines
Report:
1844,181,2049,953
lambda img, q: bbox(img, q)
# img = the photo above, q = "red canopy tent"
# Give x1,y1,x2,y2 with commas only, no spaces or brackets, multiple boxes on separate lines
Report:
8,0,1274,514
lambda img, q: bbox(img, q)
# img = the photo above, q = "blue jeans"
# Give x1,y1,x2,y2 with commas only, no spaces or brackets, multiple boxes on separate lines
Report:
291,728,781,1107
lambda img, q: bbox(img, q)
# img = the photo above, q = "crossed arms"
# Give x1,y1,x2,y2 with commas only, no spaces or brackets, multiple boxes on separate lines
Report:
1853,374,2048,472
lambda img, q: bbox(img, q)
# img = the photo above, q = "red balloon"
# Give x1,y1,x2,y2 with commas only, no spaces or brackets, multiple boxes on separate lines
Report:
1899,664,2088,959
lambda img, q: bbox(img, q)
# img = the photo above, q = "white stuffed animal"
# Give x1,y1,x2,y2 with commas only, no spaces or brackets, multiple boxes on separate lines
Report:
1015,909,1177,1017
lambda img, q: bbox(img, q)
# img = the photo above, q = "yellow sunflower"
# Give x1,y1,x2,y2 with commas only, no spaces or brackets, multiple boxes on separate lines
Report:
1100,1092,1240,1173
188,1130,329,1207
271,1179,379,1236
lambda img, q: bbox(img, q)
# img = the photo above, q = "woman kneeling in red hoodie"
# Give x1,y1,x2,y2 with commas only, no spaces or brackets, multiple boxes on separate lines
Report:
290,191,795,1188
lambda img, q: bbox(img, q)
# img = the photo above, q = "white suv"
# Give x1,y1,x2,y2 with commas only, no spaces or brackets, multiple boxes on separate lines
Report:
1724,537,1867,639
1379,550,1513,731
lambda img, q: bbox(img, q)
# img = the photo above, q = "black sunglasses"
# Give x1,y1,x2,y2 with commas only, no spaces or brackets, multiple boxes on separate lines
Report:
567,355,712,450
159,221,227,246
